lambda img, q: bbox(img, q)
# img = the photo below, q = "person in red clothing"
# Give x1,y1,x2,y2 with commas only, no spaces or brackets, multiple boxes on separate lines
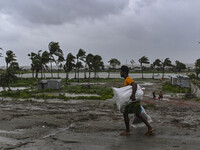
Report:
158,91,163,100
120,65,154,135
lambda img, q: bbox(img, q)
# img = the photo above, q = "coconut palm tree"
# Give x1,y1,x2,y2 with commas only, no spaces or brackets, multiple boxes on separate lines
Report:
33,51,42,79
64,53,76,81
92,55,104,78
76,49,86,80
161,58,172,79
152,59,161,79
0,47,2,57
28,50,46,79
86,53,94,79
108,58,121,70
0,48,3,73
175,60,186,72
0,50,19,90
48,41,63,78
108,58,121,78
56,55,64,78
195,58,200,79
5,50,17,69
76,61,83,80
41,51,50,78
28,52,37,78
138,56,150,79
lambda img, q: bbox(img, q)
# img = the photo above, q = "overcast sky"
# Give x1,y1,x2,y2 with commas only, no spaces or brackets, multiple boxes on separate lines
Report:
0,0,200,66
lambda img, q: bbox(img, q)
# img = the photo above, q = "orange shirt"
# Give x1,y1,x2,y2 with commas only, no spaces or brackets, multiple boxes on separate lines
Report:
124,76,134,86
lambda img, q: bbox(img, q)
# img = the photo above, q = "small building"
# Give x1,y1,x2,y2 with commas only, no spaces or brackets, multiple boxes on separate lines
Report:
170,75,191,88
38,80,48,90
38,79,62,90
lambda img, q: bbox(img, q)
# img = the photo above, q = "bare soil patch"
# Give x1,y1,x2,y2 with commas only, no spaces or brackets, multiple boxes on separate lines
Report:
0,79,199,150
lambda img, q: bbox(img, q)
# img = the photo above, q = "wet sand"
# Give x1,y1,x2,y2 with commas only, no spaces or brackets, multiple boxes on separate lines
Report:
0,95,199,150
0,80,200,150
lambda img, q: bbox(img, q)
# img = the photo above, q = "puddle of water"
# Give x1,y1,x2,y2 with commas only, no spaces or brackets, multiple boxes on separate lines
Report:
0,87,29,92
140,82,154,86
161,98,172,101
71,83,106,85
65,93,99,97
0,130,21,134
36,92,99,97
0,136,19,145
43,123,76,139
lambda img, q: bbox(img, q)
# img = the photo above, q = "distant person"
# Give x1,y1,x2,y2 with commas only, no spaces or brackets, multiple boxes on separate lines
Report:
152,91,156,99
119,65,154,136
158,91,163,100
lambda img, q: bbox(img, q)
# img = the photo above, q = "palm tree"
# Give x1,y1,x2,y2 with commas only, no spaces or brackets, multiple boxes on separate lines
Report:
5,50,17,69
28,52,37,78
76,62,83,80
56,55,64,78
92,55,104,78
76,49,86,80
41,51,50,78
175,60,186,72
138,56,150,79
48,41,63,78
161,58,172,79
0,50,19,90
86,53,94,79
33,51,42,79
152,59,161,79
64,53,75,81
108,58,121,78
108,58,121,69
0,48,3,74
0,47,2,57
195,58,200,79
28,50,44,79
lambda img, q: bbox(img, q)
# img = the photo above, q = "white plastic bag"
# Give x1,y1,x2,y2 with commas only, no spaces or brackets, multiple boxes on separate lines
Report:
112,84,143,112
131,106,153,128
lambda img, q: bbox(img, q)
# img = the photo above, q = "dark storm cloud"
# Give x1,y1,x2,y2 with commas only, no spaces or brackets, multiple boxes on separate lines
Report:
1,0,200,66
0,0,129,25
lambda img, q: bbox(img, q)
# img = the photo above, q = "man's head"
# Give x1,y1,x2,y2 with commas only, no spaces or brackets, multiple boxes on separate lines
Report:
120,65,129,77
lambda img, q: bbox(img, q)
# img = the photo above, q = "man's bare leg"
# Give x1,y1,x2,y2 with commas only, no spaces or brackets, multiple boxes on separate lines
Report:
136,113,154,135
120,112,131,135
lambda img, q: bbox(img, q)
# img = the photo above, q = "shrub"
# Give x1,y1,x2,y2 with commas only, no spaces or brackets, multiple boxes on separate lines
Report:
162,82,191,93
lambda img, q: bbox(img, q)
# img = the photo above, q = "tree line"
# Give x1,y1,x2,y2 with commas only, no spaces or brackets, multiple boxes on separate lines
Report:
1,42,200,89
0,49,19,90
27,42,104,81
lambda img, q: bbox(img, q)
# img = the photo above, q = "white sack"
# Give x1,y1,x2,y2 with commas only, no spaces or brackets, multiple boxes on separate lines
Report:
131,106,153,128
112,84,143,112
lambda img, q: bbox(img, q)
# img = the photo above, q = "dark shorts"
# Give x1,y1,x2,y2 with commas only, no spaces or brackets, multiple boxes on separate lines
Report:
124,101,141,115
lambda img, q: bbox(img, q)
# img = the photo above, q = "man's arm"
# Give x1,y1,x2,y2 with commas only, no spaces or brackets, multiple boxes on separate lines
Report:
130,82,137,101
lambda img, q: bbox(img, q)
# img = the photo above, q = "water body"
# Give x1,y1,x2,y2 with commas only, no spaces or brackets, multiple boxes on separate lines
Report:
18,72,186,79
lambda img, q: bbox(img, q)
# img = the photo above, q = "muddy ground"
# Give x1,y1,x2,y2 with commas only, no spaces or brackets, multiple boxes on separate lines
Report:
0,80,200,150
